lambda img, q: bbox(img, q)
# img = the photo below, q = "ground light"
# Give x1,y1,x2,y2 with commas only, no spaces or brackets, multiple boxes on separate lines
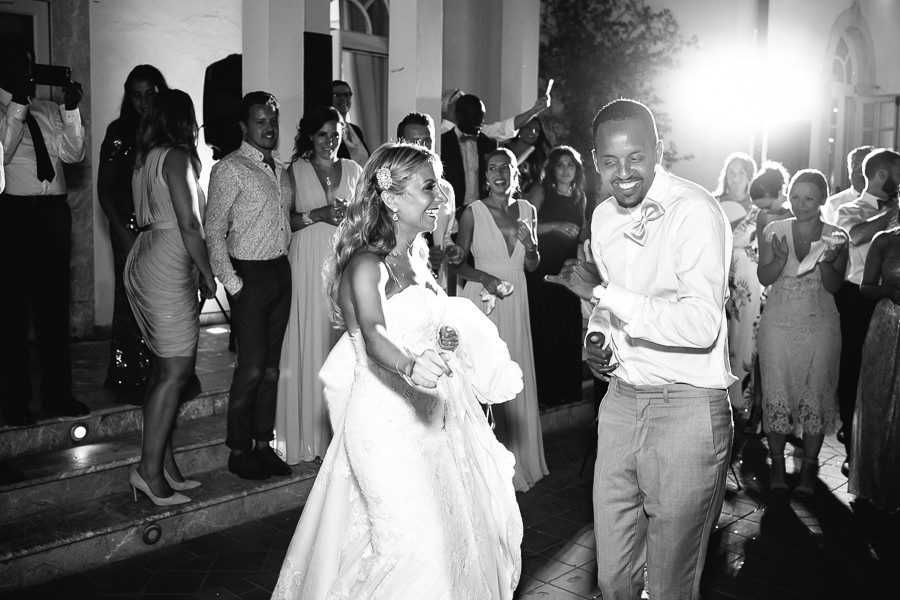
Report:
69,422,88,442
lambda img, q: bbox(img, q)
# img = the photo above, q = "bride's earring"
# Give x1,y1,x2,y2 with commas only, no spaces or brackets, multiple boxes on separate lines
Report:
391,211,399,222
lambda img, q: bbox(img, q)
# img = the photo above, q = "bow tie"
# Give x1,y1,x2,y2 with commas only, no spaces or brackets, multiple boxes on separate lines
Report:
458,133,478,143
623,199,665,245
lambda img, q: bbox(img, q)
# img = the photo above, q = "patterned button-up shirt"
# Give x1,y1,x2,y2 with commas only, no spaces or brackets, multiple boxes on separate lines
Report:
206,141,292,294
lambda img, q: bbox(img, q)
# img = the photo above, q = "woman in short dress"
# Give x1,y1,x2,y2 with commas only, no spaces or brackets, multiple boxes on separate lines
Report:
125,89,217,506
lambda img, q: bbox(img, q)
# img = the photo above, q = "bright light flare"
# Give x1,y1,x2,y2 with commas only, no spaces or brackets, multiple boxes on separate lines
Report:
667,40,820,141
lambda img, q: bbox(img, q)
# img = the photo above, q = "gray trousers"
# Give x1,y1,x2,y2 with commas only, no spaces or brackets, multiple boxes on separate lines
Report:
593,377,733,600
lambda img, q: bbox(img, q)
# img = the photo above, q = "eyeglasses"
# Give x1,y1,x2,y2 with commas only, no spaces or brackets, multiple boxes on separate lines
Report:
333,91,353,99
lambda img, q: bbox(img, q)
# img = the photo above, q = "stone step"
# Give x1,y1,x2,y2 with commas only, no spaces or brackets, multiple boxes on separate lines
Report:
0,389,229,461
0,459,319,592
0,414,230,520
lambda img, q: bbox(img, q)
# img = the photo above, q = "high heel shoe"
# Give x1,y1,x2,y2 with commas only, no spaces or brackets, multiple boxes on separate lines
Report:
768,451,788,494
795,457,819,498
130,469,191,506
164,469,201,491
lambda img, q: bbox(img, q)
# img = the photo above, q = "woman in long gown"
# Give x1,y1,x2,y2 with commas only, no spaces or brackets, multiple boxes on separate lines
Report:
272,143,523,600
526,146,586,407
851,226,900,511
456,148,548,492
714,152,761,419
275,106,363,464
125,90,217,505
97,65,168,402
757,169,847,497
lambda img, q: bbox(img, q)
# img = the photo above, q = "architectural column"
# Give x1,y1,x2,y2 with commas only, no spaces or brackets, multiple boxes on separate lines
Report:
243,0,329,157
498,0,540,125
388,0,444,141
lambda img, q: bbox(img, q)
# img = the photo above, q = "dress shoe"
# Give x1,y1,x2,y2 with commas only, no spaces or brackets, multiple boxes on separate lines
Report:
3,405,36,427
228,451,270,480
43,397,90,418
254,445,292,476
836,425,847,445
841,459,850,477
164,468,202,491
129,469,190,506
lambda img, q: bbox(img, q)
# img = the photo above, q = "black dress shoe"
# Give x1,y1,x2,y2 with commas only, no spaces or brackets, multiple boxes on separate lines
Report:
228,451,270,480
837,426,847,445
43,398,90,418
253,445,292,476
3,406,36,427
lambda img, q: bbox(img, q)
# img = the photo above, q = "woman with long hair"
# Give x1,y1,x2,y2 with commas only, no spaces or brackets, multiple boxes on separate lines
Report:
526,145,586,407
125,89,217,505
274,106,363,464
714,152,763,420
272,143,522,599
455,147,548,491
757,169,846,497
97,65,168,402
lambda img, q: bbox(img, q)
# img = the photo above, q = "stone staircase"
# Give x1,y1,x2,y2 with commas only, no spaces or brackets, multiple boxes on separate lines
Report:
0,330,319,593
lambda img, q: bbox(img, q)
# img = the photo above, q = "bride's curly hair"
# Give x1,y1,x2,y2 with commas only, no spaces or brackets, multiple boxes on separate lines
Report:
324,142,443,328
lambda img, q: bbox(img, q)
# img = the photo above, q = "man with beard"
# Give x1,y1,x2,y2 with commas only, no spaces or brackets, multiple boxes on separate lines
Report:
206,91,293,480
547,98,734,600
834,148,900,473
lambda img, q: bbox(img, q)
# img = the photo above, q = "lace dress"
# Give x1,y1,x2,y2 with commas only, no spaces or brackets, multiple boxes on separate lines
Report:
271,285,523,600
726,205,763,413
757,219,841,437
850,249,900,511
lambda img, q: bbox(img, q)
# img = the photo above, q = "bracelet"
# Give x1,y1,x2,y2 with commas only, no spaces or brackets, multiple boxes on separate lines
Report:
395,348,416,386
300,212,315,227
525,245,539,256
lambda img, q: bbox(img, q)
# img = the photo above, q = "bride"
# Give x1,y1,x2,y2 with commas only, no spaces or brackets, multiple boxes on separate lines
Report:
271,143,523,599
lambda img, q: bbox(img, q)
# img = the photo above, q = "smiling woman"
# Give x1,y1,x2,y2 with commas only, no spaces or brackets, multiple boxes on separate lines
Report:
273,106,364,465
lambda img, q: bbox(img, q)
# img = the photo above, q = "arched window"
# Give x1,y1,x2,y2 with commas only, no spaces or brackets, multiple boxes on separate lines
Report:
331,0,390,147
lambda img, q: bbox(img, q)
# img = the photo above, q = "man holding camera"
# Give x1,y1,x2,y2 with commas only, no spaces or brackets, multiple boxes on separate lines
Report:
0,35,87,426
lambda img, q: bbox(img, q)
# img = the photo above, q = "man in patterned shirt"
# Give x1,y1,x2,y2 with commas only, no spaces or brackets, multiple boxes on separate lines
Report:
206,91,293,480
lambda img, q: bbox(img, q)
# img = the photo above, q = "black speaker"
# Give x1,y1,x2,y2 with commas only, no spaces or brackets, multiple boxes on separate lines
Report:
304,32,333,115
203,54,243,160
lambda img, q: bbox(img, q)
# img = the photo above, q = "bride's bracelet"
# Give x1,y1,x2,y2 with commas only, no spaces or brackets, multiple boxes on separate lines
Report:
395,348,416,386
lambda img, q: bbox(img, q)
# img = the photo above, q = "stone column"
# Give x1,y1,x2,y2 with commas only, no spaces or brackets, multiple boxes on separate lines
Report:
388,0,444,142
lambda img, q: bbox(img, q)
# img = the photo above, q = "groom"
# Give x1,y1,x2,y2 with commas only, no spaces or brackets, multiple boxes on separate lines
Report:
548,98,734,600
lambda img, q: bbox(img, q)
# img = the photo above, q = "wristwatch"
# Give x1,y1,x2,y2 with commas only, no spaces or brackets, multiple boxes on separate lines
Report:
300,212,315,227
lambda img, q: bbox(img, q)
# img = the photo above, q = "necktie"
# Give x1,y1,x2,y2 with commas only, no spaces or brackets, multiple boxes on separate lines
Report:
25,111,55,183
623,198,664,245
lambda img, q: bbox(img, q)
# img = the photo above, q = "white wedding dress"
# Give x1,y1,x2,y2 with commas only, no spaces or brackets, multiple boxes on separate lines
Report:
271,284,524,600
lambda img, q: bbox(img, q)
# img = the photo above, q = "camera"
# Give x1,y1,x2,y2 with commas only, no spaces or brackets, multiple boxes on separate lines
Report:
30,64,72,87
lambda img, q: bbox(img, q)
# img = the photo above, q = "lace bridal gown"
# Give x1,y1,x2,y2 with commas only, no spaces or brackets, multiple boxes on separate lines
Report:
271,285,524,600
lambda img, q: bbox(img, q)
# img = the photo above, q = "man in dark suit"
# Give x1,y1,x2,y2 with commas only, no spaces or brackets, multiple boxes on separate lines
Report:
440,94,498,215
332,80,370,166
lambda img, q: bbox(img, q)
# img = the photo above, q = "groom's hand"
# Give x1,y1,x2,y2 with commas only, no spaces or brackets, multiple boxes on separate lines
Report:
544,258,603,302
585,332,617,380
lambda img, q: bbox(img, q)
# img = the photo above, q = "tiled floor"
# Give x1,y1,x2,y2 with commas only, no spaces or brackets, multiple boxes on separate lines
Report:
4,424,897,599
4,329,898,599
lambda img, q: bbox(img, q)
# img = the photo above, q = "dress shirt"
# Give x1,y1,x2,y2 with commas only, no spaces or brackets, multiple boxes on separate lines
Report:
835,191,894,285
454,126,480,205
587,165,736,389
822,185,861,224
206,141,292,295
0,87,84,195
441,117,518,143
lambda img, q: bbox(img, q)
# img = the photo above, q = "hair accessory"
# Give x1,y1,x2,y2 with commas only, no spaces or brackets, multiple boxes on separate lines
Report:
375,166,393,191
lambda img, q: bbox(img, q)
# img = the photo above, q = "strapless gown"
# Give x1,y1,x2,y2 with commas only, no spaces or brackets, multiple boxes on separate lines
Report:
850,251,900,511
271,284,523,600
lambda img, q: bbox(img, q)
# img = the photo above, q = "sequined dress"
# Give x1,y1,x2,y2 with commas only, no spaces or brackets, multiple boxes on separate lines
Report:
850,249,900,511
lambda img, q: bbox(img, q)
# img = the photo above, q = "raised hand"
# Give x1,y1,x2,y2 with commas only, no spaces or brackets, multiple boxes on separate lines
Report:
516,218,537,250
771,234,789,262
544,258,603,302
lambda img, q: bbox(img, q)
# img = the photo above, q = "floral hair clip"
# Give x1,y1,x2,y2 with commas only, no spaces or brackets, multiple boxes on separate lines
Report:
375,166,393,191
